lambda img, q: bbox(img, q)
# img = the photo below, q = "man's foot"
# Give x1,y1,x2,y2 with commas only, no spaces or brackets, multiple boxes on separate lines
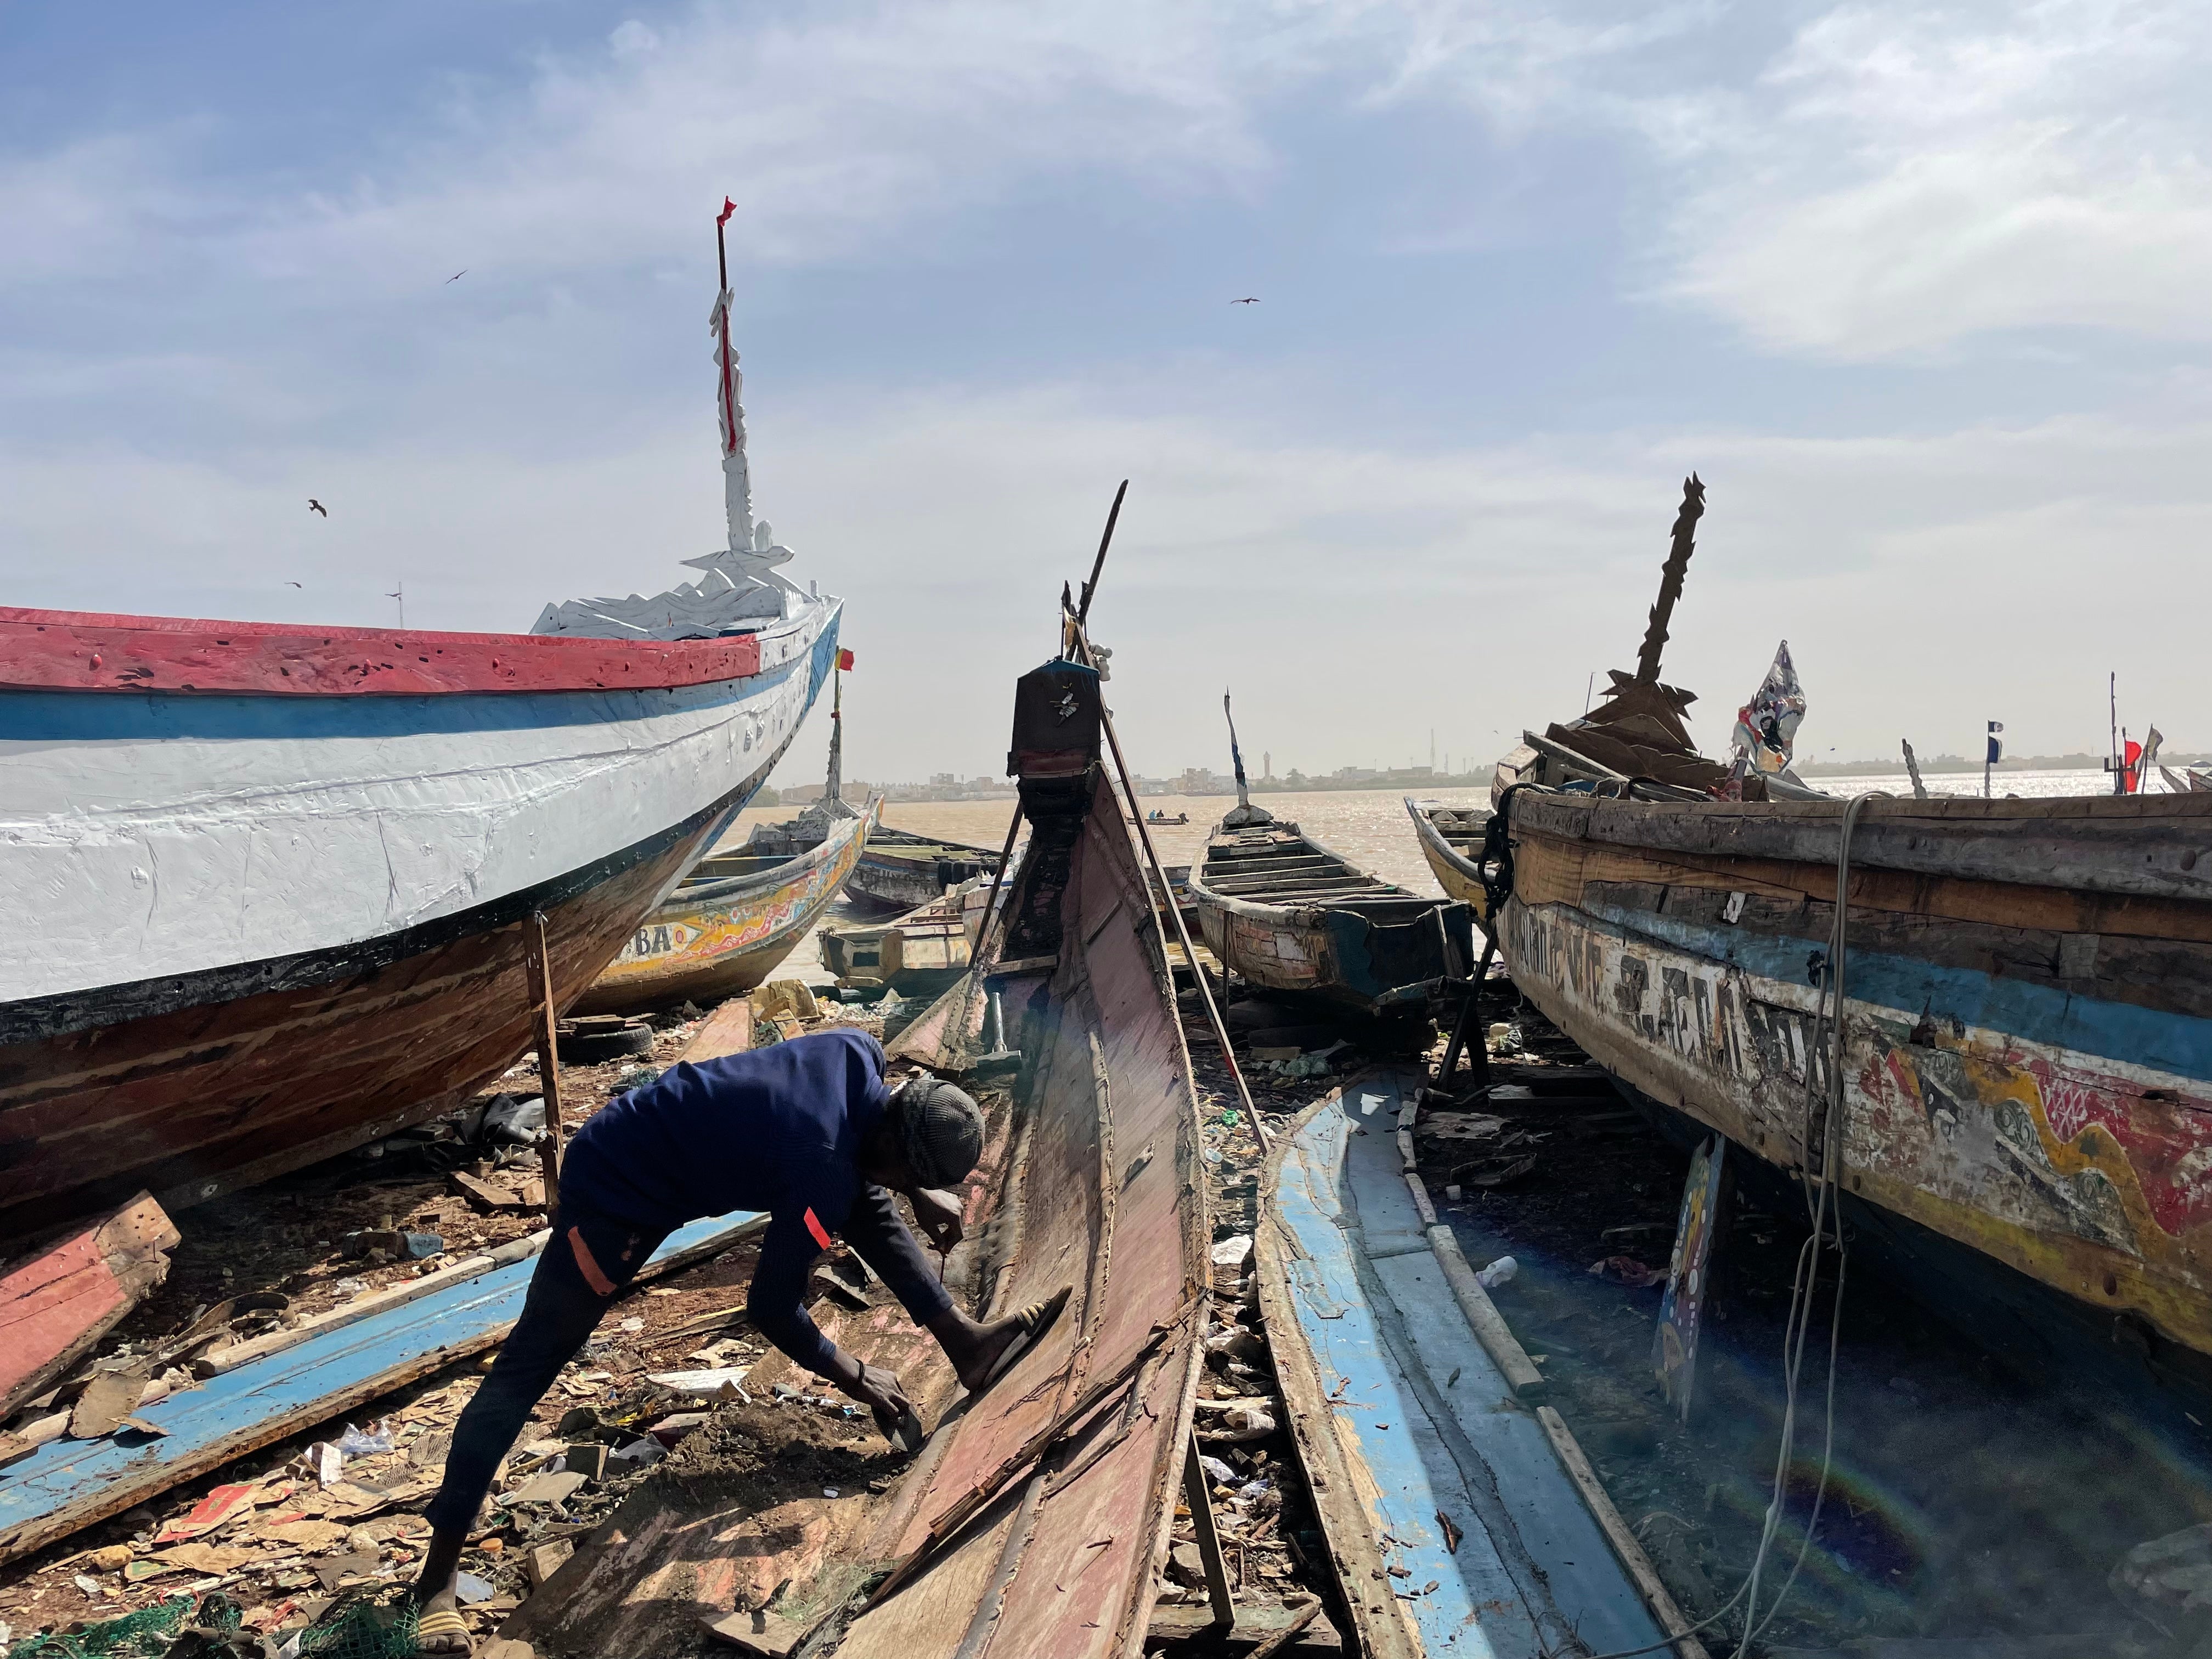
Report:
414,1592,472,1656
952,1286,1072,1394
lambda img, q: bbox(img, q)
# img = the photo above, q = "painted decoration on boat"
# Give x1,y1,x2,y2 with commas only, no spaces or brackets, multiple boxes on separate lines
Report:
1652,1133,1728,1421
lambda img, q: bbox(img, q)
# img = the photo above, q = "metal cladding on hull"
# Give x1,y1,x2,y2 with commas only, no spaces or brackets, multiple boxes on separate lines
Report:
574,798,876,1014
1496,787,2212,1379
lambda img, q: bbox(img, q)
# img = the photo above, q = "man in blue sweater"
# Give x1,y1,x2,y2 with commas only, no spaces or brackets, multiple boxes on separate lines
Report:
411,1028,1060,1655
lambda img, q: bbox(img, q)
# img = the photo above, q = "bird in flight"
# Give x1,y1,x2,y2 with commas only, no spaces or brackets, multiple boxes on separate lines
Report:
285,580,302,588
447,270,467,284
1231,296,1258,304
308,499,328,517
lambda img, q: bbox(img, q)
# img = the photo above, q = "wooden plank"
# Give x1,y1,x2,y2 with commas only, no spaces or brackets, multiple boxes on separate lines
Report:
1180,1431,1234,1629
0,1209,760,1568
1423,1225,1547,1402
1534,1406,1708,1658
1147,1599,1339,1652
1513,790,2212,904
679,998,755,1063
0,1194,180,1420
525,913,566,1209
0,605,763,698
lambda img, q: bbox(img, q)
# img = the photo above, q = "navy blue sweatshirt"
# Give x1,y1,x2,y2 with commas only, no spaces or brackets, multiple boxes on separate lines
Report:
562,1028,889,1376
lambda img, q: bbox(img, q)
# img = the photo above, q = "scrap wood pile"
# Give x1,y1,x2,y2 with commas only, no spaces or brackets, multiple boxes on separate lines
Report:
0,983,883,1658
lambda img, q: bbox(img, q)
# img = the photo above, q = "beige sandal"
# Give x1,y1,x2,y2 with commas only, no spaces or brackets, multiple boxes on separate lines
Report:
414,1606,473,1656
975,1285,1073,1393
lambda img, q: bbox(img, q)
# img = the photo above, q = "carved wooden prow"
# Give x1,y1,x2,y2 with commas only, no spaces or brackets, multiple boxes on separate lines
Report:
1635,472,1703,686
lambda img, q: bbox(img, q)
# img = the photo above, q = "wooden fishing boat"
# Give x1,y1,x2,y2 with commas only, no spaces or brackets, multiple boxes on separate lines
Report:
500,636,1209,1659
0,210,840,1245
1491,476,2212,1397
843,824,1003,912
817,878,976,1000
573,798,876,1015
1189,810,1475,1015
1405,797,1494,920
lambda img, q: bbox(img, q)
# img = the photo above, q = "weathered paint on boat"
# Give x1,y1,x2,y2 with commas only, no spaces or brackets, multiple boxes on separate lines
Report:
1256,1069,1683,1657
845,825,1003,913
818,883,977,998
0,600,840,1244
0,1209,763,1568
1404,795,1493,922
1189,818,1475,1013
574,798,876,1013
1499,787,2212,1382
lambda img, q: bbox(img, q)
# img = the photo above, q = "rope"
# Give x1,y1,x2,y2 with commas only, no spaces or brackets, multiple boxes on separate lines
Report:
1548,792,1885,1659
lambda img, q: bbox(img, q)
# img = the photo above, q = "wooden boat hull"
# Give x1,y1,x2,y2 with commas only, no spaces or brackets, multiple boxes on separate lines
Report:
819,901,971,998
1190,820,1474,1014
0,601,840,1244
574,799,876,1014
1405,796,1493,921
844,826,1002,912
1497,788,2212,1378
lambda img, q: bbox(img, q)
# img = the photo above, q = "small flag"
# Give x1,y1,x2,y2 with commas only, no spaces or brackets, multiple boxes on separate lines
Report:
1987,720,2003,767
716,196,737,228
836,648,854,672
2124,738,2143,793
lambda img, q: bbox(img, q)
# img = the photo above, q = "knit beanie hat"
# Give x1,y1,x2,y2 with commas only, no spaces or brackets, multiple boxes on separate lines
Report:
894,1074,985,1189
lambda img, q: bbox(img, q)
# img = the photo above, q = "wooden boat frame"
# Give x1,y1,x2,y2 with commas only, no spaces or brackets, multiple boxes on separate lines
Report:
1404,795,1493,921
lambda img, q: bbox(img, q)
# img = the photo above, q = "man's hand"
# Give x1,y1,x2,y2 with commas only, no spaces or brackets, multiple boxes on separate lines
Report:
909,1187,965,1251
839,1358,914,1442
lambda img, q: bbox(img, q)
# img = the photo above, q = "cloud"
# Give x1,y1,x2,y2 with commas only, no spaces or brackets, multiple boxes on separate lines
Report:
1661,2,2212,356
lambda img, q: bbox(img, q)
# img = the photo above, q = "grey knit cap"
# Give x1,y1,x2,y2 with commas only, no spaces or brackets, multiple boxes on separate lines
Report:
894,1074,984,1188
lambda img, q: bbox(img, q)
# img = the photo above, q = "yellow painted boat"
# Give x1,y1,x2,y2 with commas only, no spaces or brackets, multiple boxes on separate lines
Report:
575,799,877,1014
1404,796,1493,921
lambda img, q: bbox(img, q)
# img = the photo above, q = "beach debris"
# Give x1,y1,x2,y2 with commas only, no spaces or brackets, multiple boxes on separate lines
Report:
70,1362,155,1440
1588,1255,1667,1288
1209,1234,1253,1271
1476,1256,1518,1290
2,1194,180,1420
2112,1522,2212,1613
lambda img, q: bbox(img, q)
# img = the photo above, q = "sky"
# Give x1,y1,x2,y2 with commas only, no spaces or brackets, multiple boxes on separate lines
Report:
4,1,2209,785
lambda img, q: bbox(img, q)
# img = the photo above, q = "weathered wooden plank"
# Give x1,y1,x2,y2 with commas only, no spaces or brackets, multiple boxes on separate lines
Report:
1513,791,2212,903
0,1194,180,1420
679,997,755,1063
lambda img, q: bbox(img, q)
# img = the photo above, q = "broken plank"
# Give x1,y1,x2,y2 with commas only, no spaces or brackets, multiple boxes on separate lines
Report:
1,1193,180,1420
1146,1599,1340,1652
0,1208,760,1568
680,998,754,1064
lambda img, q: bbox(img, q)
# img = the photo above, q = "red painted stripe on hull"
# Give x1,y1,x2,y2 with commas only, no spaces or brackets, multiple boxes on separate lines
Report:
0,606,762,697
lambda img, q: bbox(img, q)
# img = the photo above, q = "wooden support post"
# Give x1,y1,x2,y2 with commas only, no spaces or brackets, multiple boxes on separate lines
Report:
1432,935,1497,1097
1182,1429,1234,1630
523,911,567,1215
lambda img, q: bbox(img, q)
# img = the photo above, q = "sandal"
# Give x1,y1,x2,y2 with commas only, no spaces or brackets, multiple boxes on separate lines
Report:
414,1606,473,1656
974,1285,1073,1395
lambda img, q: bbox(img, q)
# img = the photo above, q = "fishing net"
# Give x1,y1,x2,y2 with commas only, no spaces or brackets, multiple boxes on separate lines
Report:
289,1587,419,1659
2,1594,221,1659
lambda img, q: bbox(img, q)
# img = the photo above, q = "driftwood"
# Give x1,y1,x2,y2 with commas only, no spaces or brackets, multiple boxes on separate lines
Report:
1634,473,1703,686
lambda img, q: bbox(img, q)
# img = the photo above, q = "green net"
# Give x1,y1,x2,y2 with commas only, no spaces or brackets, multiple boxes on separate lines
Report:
290,1588,419,1659
3,1593,221,1659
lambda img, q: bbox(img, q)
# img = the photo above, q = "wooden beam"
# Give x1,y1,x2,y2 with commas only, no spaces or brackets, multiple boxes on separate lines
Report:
1181,1429,1234,1630
524,912,566,1211
1,1194,179,1420
679,998,754,1063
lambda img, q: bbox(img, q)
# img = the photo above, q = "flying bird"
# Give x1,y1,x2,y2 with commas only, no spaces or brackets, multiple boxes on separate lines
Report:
1231,296,1258,304
307,499,328,517
447,270,467,284
285,581,302,588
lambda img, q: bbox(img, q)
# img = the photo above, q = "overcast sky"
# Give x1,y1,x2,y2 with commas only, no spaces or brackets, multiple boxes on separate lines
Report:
5,2,2209,783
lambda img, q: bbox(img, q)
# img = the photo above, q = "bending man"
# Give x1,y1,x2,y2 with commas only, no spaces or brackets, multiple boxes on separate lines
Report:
412,1026,1064,1656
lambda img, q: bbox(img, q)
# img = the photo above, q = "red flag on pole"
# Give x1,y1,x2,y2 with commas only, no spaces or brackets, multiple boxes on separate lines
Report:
836,648,854,672
717,196,737,228
2125,738,2143,793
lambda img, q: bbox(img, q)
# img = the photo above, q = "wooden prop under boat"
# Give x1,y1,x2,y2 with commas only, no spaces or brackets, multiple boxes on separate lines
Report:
573,797,877,1015
0,212,838,1246
1188,809,1475,1014
1491,475,2212,1398
1404,796,1494,921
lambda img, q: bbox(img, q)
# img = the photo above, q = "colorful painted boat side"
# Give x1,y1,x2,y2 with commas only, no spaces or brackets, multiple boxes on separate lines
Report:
575,798,877,1014
1498,787,2212,1383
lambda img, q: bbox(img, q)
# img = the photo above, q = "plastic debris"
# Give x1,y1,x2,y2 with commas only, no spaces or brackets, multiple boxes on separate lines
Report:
1588,1255,1667,1288
482,1094,548,1148
1476,1255,1518,1289
1199,1455,1237,1485
1209,1235,1253,1270
2112,1522,2212,1613
334,1420,393,1458
1199,1404,1277,1444
454,1572,495,1605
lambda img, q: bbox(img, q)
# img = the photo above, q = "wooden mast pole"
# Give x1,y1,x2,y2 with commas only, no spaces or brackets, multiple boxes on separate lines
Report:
1635,473,1705,686
523,912,567,1215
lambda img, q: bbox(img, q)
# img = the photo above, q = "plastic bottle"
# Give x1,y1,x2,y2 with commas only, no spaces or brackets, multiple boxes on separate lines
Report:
1476,1255,1518,1289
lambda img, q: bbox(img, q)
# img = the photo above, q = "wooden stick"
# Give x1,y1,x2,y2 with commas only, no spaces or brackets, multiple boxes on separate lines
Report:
1242,1598,1323,1659
1076,480,1128,628
1181,1429,1234,1629
1635,472,1704,687
524,912,567,1214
